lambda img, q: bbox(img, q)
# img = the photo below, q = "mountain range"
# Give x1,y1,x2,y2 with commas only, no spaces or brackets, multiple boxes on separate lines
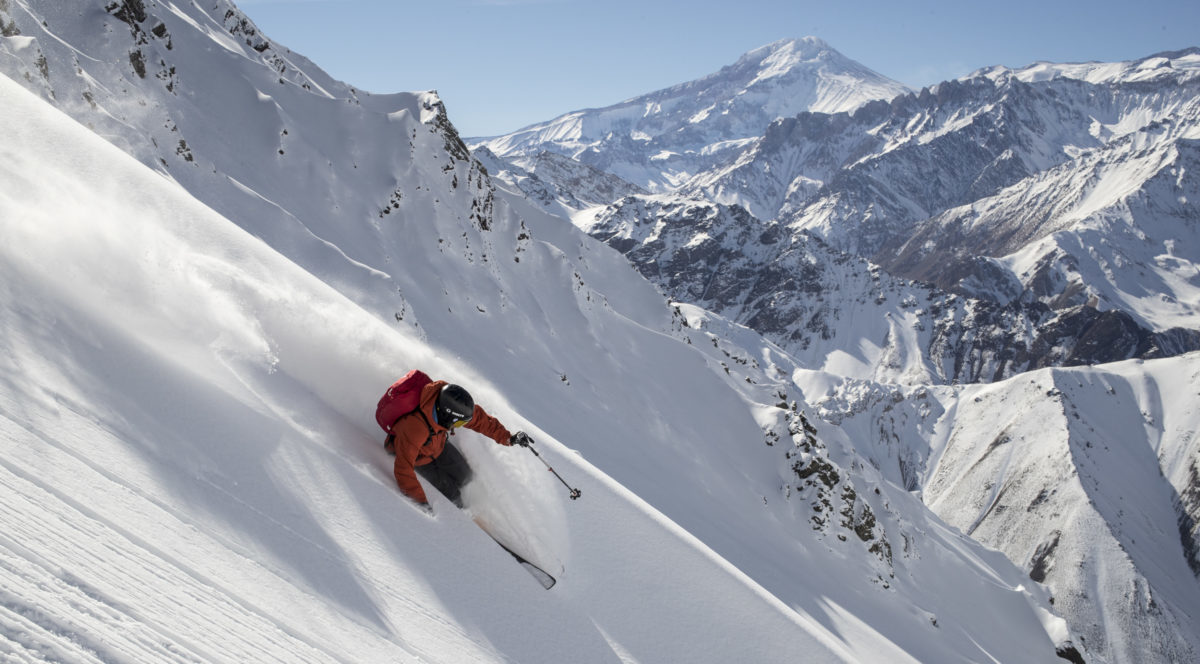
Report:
1,1,1198,662
476,38,1200,664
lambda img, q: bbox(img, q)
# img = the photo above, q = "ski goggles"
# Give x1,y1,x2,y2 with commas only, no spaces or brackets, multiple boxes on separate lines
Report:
437,406,471,429
443,411,471,428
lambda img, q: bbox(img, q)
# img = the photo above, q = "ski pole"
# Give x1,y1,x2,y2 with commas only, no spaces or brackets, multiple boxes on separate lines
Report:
525,443,582,500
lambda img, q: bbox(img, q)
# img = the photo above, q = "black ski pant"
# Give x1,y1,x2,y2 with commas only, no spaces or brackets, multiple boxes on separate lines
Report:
416,441,473,508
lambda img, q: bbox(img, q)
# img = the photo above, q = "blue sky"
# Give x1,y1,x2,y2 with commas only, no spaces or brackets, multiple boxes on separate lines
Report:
238,0,1199,138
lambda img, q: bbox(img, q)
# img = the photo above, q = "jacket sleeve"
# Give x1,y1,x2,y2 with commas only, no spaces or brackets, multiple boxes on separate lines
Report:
466,404,512,446
394,444,428,504
392,414,431,504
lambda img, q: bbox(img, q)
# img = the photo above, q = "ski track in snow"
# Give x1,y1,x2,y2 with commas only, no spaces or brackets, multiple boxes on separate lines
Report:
0,420,342,663
0,403,464,664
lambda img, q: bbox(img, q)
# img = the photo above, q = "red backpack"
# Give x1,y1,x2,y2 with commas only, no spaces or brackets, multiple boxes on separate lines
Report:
375,369,433,433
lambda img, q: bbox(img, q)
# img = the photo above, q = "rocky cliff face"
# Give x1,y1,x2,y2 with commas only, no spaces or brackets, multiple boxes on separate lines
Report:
581,193,1200,386
473,146,646,220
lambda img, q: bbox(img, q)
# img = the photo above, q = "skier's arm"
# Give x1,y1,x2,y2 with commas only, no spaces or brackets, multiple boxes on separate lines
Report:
392,416,431,504
394,449,429,504
465,404,512,446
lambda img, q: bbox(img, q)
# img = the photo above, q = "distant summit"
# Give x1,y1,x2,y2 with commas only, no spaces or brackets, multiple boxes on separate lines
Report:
472,37,909,191
700,37,903,115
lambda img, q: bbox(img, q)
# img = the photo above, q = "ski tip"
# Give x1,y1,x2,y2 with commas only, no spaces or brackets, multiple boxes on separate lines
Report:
521,562,556,590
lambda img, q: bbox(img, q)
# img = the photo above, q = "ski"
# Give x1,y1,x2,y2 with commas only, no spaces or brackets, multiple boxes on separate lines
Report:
488,535,556,590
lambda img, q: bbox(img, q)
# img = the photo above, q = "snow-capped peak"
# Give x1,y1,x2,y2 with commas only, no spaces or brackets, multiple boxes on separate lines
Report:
473,37,909,192
727,37,876,95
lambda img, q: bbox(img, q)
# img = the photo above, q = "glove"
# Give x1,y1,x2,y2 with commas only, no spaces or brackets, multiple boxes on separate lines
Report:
509,431,533,448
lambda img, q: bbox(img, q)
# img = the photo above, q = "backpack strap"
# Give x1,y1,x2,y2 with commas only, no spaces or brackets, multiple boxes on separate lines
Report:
416,408,435,445
388,408,436,446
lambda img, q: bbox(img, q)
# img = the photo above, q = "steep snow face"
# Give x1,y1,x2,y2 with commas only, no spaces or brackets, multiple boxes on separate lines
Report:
926,368,1200,664
0,67,1079,664
807,356,1200,664
472,37,910,191
0,72,866,663
0,0,667,402
0,2,1083,663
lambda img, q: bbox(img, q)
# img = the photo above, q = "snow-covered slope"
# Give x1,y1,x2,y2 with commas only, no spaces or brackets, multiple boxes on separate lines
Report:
472,37,909,192
0,2,1082,663
0,67,853,664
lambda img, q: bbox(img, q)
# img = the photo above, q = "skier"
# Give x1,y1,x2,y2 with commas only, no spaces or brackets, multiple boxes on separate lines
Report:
383,376,532,509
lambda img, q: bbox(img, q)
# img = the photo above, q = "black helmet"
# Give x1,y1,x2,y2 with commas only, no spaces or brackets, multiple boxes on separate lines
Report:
436,384,474,428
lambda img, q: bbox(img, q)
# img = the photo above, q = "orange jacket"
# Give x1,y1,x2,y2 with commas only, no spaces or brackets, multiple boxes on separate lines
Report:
392,380,512,504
